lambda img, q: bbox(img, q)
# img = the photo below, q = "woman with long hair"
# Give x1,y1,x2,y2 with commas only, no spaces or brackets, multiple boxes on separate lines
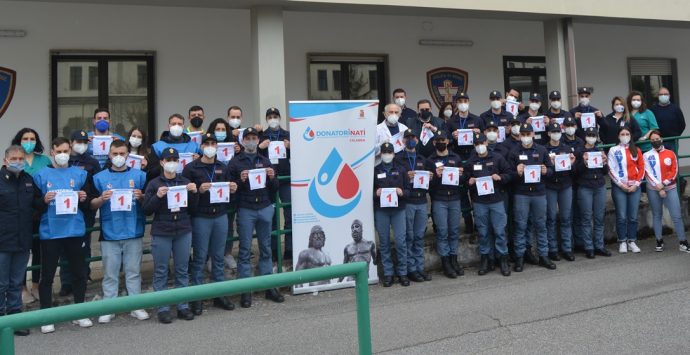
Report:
599,96,642,146
627,91,659,152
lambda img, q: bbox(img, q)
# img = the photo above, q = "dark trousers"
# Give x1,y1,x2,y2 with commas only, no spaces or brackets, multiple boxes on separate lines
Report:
39,237,86,309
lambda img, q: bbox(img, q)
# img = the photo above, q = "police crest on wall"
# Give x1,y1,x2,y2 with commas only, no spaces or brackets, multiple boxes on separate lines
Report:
426,67,468,109
0,67,17,119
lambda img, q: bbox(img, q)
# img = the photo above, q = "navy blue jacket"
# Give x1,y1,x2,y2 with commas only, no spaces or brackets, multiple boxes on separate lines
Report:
569,104,601,139
405,115,446,158
69,153,101,227
507,143,553,196
480,109,513,128
561,135,584,154
0,167,42,252
599,113,642,146
395,150,430,205
517,111,548,145
543,141,574,190
650,103,686,140
142,174,199,237
182,158,229,218
574,146,608,188
373,161,409,210
462,151,512,204
425,151,463,201
258,127,291,179
224,152,279,210
446,113,483,160
495,135,521,160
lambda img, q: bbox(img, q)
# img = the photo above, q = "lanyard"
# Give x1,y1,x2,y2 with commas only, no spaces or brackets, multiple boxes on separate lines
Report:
459,117,467,129
267,129,281,142
204,163,218,183
406,152,417,171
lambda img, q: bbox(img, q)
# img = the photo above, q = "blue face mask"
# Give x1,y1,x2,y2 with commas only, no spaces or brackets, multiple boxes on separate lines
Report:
214,131,227,141
7,161,25,173
406,139,417,149
95,120,110,132
21,141,36,154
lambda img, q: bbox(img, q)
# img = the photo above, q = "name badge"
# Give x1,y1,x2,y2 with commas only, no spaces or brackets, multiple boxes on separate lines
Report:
435,161,444,168
519,155,528,161
377,173,386,179
473,164,482,171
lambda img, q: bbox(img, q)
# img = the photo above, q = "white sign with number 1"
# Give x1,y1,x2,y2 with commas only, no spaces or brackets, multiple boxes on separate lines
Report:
209,182,230,203
55,190,78,215
380,188,398,208
110,189,133,212
413,170,430,190
524,165,541,183
249,169,267,190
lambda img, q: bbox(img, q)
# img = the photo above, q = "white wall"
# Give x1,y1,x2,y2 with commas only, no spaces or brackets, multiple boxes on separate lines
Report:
284,11,546,111
0,1,253,147
574,21,690,157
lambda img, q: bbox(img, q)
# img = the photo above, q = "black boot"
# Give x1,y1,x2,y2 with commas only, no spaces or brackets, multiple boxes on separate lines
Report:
191,300,203,316
464,215,474,234
478,255,489,275
450,254,464,276
513,257,524,272
240,293,252,308
6,311,29,336
499,255,511,276
441,256,457,279
538,256,557,270
265,288,285,303
487,256,496,271
524,249,539,265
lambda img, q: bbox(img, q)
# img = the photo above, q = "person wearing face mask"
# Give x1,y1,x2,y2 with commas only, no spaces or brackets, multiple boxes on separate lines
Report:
33,137,92,333
543,123,576,262
425,131,464,278
376,103,408,165
87,108,125,169
89,140,149,324
627,91,659,152
462,134,512,276
406,99,445,158
545,90,574,137
507,124,556,272
569,87,603,139
182,133,238,315
395,129,432,283
448,93,483,160
142,147,199,324
483,120,501,153
125,127,149,171
480,90,513,129
148,114,201,183
559,116,585,252
503,88,527,115
650,87,686,152
224,127,283,308
58,130,101,298
643,130,689,253
392,88,417,124
374,143,410,287
574,127,611,259
257,108,293,261
437,102,455,125
207,118,242,157
186,105,206,134
517,93,548,145
496,116,523,161
607,126,645,254
600,97,642,147
0,145,42,336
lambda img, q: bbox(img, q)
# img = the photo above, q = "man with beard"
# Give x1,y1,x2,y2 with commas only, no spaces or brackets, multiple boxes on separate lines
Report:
295,225,332,286
341,219,377,282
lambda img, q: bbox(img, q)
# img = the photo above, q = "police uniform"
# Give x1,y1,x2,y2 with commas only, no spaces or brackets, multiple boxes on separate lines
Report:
543,123,575,261
545,90,574,135
462,133,512,276
569,87,601,139
574,127,611,258
516,93,547,145
424,130,464,278
480,90,513,129
506,123,556,271
375,142,410,287
559,116,586,250
182,133,235,313
394,129,432,282
148,129,201,183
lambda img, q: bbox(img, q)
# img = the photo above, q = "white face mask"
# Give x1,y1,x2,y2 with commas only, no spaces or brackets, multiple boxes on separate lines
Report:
491,100,502,110
659,95,670,105
631,100,642,109
486,131,498,142
475,144,487,155
72,143,87,155
507,95,518,102
229,118,241,129
381,153,394,164
585,136,598,145
529,102,541,111
267,118,280,129
129,136,142,148
579,97,590,106
203,146,217,159
520,136,533,146
457,103,470,113
619,135,631,145
551,101,562,110
386,114,399,125
169,124,184,137
163,161,178,174
550,132,562,142
54,153,70,166
511,125,521,136
444,109,453,118
394,98,406,107
565,127,577,136
111,155,126,168
614,104,625,113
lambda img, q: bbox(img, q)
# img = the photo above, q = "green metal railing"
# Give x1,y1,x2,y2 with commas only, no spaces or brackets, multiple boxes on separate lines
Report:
2,262,372,355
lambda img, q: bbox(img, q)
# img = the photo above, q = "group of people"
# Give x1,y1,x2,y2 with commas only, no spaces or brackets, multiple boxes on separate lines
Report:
373,87,687,286
0,85,686,336
0,105,292,334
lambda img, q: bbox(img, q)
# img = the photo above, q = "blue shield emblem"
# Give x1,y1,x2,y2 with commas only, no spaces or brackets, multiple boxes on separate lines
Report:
426,67,468,109
0,67,17,119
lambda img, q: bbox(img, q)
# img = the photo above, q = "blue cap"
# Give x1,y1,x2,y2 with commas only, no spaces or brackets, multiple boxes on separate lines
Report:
161,147,179,160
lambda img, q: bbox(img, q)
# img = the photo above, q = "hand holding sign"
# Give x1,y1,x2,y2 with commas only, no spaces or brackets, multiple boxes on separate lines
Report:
420,128,434,145
442,167,460,186
581,113,596,129
55,190,78,215
166,185,188,210
248,168,267,190
413,170,430,190
554,154,571,172
268,141,287,164
476,176,494,196
586,151,603,168
110,189,133,212
524,165,541,183
531,116,545,132
209,182,230,203
506,100,519,117
379,187,399,207
457,129,474,146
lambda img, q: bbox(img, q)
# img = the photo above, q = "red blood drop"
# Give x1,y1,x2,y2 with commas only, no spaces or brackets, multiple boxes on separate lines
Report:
309,130,315,137
336,164,359,199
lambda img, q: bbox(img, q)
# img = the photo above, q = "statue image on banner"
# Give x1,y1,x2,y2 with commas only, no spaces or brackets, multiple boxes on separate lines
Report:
295,225,332,287
340,219,377,282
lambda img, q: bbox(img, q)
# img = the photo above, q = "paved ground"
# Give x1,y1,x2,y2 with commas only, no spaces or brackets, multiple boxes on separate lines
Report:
14,237,690,355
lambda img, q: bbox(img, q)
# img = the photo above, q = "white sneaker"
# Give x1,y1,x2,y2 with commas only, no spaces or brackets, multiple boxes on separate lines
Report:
679,241,690,253
627,241,641,253
41,324,55,334
130,309,150,320
98,314,115,324
225,255,237,270
619,242,628,253
72,318,93,328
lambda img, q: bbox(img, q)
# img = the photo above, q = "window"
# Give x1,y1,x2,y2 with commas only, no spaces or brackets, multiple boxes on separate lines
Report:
51,53,156,139
69,66,82,91
628,58,678,106
369,70,378,91
332,70,341,92
503,56,547,101
317,70,328,91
